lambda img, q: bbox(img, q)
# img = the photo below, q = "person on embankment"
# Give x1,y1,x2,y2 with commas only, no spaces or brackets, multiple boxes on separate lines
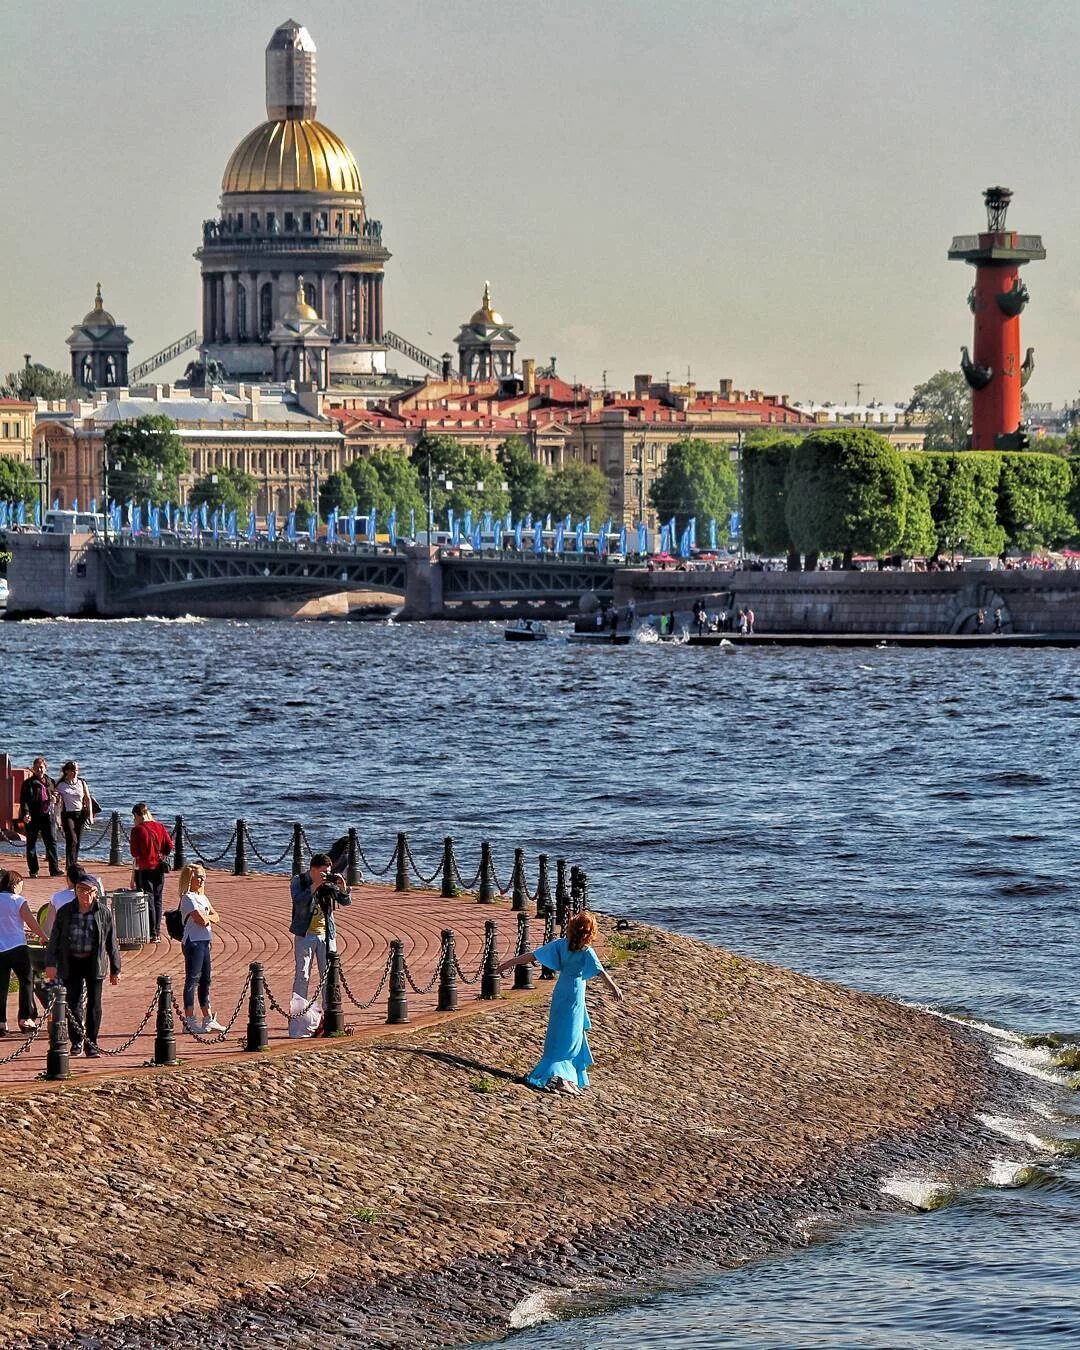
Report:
497,910,623,1095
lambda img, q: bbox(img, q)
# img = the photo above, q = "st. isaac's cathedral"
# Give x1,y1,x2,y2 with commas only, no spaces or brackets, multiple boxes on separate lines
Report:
196,19,393,384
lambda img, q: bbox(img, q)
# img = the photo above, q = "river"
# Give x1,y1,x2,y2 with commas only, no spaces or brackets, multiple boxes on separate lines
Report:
4,616,1078,1348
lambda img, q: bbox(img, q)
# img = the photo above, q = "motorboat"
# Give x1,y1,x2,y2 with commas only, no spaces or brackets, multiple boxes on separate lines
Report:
505,619,548,641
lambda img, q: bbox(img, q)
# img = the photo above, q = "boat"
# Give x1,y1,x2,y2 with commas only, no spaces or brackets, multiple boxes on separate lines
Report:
504,619,548,641
0,578,8,610
566,629,632,645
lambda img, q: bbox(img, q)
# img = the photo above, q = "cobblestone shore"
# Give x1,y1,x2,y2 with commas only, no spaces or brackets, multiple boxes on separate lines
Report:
0,917,998,1348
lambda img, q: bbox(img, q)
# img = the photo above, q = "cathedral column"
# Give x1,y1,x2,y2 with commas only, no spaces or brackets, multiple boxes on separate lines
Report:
360,276,371,341
316,272,329,324
202,277,213,341
222,273,235,343
334,272,344,340
374,275,383,341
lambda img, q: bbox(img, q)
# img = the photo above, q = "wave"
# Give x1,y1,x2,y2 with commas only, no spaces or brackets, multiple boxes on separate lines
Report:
986,1159,1042,1188
880,1173,955,1210
981,770,1052,788
976,1113,1056,1151
508,1289,566,1330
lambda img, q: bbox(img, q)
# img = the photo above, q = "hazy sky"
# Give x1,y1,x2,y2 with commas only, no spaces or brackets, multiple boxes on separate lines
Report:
3,0,1079,405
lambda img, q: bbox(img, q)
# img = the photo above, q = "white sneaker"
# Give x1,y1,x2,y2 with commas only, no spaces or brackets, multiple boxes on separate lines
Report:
202,1015,225,1033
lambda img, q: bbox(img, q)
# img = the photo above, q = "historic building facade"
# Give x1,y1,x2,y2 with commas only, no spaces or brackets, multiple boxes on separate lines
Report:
66,285,132,392
195,20,390,384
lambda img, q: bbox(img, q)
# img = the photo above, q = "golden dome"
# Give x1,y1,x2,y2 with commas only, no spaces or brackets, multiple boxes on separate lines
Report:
470,281,503,326
83,282,115,327
222,119,362,195
287,277,320,322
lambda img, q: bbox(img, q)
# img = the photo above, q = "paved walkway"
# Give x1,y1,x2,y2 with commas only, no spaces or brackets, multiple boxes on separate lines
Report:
0,850,532,1090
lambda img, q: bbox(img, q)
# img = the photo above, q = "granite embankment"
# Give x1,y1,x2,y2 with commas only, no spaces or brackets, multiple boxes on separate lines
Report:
0,917,1000,1348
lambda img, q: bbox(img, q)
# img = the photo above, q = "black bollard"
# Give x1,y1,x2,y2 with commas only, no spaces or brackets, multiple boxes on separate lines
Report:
511,847,527,912
480,919,501,999
540,906,556,981
346,827,361,887
291,822,304,876
45,982,70,1082
245,961,268,1052
535,853,551,918
171,816,183,871
323,950,345,1036
233,819,247,876
152,974,177,1067
395,832,410,893
513,912,534,991
478,841,495,904
387,940,409,1023
441,836,458,898
437,929,458,1012
109,811,122,867
555,858,570,928
579,870,591,912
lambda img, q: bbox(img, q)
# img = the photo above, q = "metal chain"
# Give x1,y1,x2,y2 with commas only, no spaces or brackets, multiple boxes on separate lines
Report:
81,819,114,851
0,995,54,1065
339,949,393,1010
356,843,396,877
242,822,295,868
490,858,511,895
298,826,316,861
452,927,492,985
456,845,484,891
402,837,443,887
169,971,251,1044
97,990,159,1056
181,821,238,866
402,947,445,994
262,962,328,1020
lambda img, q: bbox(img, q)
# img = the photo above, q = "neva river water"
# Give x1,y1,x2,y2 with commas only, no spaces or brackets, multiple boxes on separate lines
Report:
4,617,1079,1348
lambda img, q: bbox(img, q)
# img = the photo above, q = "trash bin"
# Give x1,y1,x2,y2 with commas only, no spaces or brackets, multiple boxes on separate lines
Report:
109,889,150,950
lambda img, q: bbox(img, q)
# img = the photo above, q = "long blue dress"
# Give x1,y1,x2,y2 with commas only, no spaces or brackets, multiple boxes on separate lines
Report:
526,938,605,1089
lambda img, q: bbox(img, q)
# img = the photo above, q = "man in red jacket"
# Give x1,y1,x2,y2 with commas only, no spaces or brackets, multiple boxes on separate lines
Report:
129,803,174,944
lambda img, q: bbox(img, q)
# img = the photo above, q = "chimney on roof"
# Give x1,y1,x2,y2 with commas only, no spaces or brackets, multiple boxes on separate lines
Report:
523,358,536,396
634,374,651,398
718,378,732,399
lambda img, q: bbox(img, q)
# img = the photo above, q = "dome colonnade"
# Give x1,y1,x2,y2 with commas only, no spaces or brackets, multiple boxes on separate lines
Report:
195,19,390,384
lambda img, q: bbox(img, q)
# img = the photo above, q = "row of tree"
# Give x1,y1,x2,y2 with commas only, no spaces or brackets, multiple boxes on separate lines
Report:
744,427,1080,567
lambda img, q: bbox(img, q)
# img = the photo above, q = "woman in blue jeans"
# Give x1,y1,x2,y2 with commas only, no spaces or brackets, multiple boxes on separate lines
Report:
177,864,224,1033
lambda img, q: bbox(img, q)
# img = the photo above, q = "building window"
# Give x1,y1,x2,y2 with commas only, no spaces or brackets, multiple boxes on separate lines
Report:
236,213,244,232
302,212,312,232
284,211,295,232
260,282,274,337
251,212,260,232
1,423,8,437
304,281,318,312
335,213,343,233
267,211,277,233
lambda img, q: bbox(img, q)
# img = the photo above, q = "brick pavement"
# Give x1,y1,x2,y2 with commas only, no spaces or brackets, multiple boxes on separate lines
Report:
0,850,532,1090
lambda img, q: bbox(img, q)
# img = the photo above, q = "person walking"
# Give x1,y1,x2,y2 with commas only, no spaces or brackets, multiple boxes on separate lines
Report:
55,761,96,869
290,853,351,1004
129,804,174,944
19,757,61,878
44,873,121,1057
497,910,623,1094
0,869,49,1035
993,607,1003,635
176,865,224,1033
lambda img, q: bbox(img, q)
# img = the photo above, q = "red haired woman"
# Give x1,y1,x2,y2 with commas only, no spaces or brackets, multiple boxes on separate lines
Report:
498,910,623,1094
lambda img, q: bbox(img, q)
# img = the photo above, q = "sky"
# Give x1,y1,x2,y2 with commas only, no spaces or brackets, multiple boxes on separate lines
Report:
3,0,1079,406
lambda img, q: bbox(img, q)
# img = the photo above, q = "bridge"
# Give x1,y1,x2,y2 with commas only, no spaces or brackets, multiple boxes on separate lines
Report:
5,534,618,621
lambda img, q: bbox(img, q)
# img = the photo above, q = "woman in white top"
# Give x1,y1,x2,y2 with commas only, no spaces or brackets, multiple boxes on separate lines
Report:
177,864,224,1034
0,868,49,1033
56,760,95,869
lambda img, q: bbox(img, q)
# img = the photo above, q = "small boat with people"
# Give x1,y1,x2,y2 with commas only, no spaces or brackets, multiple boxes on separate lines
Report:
504,618,548,641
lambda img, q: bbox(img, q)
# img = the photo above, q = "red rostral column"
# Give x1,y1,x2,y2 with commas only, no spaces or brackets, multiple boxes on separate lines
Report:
948,186,1044,449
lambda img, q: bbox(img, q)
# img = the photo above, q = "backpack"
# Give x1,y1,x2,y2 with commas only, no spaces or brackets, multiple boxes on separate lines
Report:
164,906,185,941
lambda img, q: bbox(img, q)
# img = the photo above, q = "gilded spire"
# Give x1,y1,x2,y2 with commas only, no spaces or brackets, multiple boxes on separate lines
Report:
470,281,503,326
94,282,103,313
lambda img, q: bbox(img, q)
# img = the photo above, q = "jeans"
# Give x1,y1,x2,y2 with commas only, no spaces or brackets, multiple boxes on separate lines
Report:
64,955,103,1048
25,816,60,877
134,865,167,938
0,944,35,1024
182,939,212,1012
61,810,88,868
293,933,327,1000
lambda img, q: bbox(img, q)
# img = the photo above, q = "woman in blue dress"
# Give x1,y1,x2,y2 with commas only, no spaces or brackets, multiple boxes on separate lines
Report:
498,911,623,1094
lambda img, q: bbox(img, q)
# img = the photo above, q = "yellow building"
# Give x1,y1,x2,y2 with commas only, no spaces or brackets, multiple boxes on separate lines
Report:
0,400,34,462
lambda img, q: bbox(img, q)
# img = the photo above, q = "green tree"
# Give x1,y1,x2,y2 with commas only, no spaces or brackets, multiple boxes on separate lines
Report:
345,457,390,517
648,438,738,540
369,449,424,524
187,465,258,516
898,455,937,558
103,415,188,506
909,370,971,452
0,456,37,506
785,428,907,564
919,451,1005,556
1,362,76,401
294,497,315,529
541,461,611,524
409,436,509,527
997,452,1075,551
318,470,357,518
497,436,545,519
743,433,799,565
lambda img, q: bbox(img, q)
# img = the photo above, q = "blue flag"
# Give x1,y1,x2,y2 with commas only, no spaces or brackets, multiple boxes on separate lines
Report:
689,517,697,549
388,509,396,547
0,502,8,529
729,510,742,539
347,511,356,543
51,498,59,511
198,502,208,530
668,516,676,546
597,524,607,556
463,510,473,537
472,524,482,552
246,511,255,541
533,522,543,554
525,512,533,529
72,498,79,512
308,512,317,542
514,520,523,551
619,525,628,555
584,515,591,533
660,523,670,553
90,498,98,515
410,508,416,538
504,510,512,530
679,525,692,558
151,508,161,539
446,507,454,534
452,517,461,547
33,500,41,527
493,520,503,548
327,512,336,545
709,518,717,549
368,508,376,543
555,522,565,554
483,511,492,534
287,511,296,542
575,522,585,552
268,511,277,542
637,523,648,555
564,513,572,530
183,502,190,528
212,512,219,543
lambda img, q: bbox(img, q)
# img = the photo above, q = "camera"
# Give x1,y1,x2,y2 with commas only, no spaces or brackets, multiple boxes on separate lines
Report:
314,873,347,908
